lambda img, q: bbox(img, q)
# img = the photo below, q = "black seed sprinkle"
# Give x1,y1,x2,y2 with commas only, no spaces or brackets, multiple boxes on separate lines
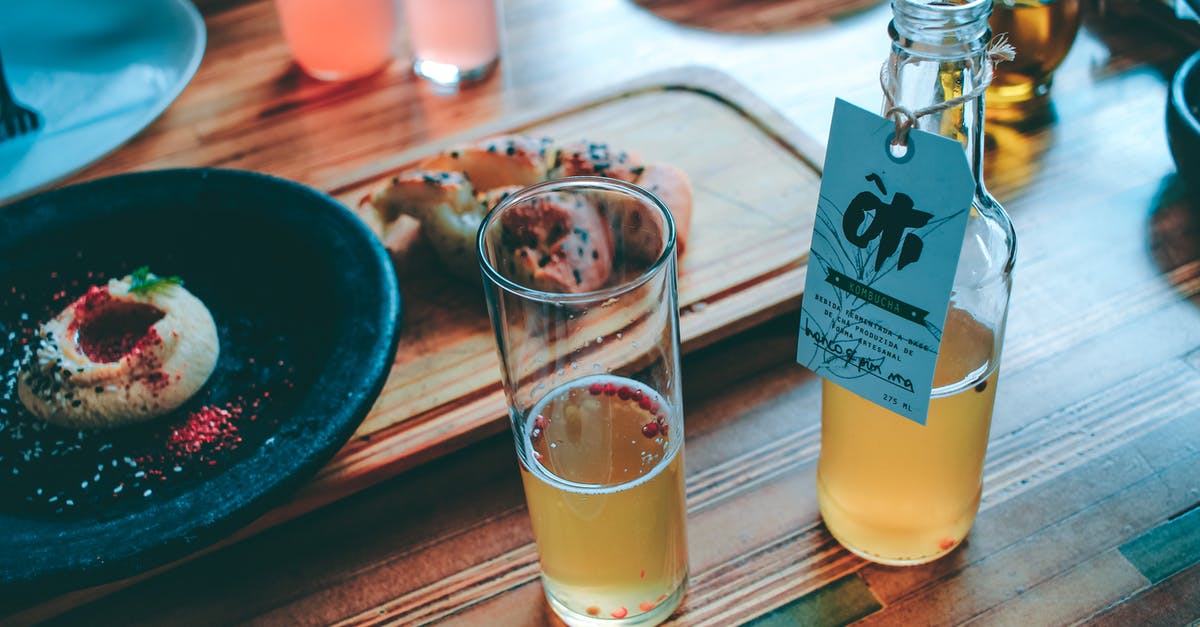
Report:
573,269,583,285
592,250,600,260
975,380,988,393
538,256,552,268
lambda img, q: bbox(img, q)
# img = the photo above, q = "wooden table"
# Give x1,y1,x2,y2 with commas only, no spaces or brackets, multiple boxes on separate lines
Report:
5,0,1200,624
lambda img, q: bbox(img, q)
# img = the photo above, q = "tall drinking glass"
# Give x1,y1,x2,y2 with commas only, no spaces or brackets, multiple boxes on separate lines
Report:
478,178,687,626
402,0,501,87
274,0,398,81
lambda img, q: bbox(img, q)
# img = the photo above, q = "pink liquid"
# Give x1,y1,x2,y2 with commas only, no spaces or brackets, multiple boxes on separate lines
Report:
275,0,397,80
403,0,499,71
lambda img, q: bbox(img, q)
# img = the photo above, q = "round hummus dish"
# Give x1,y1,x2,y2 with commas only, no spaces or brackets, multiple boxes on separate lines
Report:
17,269,220,430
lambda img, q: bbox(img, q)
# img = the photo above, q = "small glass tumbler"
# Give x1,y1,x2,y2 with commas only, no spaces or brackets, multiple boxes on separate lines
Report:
274,0,398,81
402,0,500,88
478,178,688,626
987,0,1083,120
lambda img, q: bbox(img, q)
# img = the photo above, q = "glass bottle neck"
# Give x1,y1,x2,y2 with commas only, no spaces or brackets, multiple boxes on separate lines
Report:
886,23,990,183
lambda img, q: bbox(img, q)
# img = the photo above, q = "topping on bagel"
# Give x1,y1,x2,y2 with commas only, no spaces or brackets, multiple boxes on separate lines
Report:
419,135,556,191
556,140,644,183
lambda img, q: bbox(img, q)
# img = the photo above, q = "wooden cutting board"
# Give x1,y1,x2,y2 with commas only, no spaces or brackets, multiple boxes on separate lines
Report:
263,66,824,528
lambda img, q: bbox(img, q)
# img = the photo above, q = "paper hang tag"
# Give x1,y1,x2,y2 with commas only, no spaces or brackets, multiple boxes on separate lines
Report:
796,99,974,424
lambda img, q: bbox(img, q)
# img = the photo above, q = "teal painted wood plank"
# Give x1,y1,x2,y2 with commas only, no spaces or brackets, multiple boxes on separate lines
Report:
1120,504,1200,584
745,574,882,627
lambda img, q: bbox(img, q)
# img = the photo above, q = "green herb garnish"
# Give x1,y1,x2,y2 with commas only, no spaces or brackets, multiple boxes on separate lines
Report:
128,265,184,295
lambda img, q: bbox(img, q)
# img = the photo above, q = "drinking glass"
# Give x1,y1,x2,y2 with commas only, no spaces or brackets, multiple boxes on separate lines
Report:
987,0,1083,120
402,0,500,87
478,178,688,626
274,0,398,81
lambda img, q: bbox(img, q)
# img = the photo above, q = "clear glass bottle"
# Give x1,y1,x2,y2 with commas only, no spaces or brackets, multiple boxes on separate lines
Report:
816,0,1018,565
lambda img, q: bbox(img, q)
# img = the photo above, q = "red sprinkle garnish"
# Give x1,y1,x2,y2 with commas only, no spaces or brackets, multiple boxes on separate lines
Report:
165,405,242,458
611,607,628,619
586,606,601,616
603,383,617,396
589,383,604,395
660,423,669,436
638,396,653,410
617,386,632,400
640,568,646,579
74,299,165,363
534,414,548,429
639,601,656,612
938,538,956,551
630,389,643,402
641,423,659,438
648,402,659,414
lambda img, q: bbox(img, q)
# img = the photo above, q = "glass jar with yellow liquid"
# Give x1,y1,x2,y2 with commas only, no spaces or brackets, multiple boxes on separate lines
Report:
816,0,1018,566
987,0,1082,120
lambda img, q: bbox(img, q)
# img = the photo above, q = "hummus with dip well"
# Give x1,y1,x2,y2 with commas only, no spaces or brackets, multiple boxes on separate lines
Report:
17,267,219,430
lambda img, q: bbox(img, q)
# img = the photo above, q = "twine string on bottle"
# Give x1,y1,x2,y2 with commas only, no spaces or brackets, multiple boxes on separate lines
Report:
880,35,1016,148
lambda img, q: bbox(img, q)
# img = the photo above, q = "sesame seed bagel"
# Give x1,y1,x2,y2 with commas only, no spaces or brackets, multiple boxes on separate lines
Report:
359,134,694,287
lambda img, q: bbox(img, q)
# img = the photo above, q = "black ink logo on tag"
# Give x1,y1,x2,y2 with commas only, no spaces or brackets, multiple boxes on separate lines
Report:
842,173,932,271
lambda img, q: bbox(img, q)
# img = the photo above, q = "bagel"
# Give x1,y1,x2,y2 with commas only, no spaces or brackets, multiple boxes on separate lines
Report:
494,190,615,293
555,139,644,183
633,163,693,257
360,134,694,287
419,135,556,191
367,169,481,280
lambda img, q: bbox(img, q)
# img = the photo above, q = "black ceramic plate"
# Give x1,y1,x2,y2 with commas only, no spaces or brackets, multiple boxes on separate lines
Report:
0,169,400,594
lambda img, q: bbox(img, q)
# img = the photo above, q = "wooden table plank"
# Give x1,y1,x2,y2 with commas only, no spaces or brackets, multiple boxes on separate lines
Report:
968,549,1150,626
1088,561,1200,626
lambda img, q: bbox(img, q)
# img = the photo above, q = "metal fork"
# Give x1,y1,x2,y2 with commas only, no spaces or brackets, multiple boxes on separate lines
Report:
0,48,41,140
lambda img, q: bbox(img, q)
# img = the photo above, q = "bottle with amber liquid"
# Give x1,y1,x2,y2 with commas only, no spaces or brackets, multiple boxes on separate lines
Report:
987,0,1082,120
816,0,1018,565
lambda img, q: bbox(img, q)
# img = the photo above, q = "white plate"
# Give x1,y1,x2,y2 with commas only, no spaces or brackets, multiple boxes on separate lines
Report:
0,0,206,204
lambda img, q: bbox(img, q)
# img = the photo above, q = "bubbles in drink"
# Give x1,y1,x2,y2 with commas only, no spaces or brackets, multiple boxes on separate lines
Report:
520,375,687,622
